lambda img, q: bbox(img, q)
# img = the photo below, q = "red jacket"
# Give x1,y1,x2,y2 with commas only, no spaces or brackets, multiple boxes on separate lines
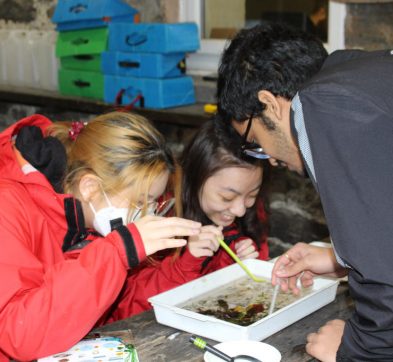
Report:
0,115,270,361
0,115,146,361
104,248,204,322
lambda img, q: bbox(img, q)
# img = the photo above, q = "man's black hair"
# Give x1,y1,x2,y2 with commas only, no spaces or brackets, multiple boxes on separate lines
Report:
217,22,328,122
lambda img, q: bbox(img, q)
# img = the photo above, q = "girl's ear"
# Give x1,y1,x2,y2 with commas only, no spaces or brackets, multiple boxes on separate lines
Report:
78,174,101,203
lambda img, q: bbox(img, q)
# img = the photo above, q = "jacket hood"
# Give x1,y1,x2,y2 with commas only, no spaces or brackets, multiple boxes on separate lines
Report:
0,114,86,251
0,114,54,186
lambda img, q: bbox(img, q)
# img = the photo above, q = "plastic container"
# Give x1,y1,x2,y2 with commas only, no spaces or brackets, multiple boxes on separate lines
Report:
52,0,139,31
3,30,18,86
0,30,9,85
38,31,59,91
0,30,58,90
61,54,102,72
149,259,339,342
108,23,200,54
5,30,35,87
104,74,195,109
56,27,108,58
28,30,45,88
101,51,186,78
59,68,104,100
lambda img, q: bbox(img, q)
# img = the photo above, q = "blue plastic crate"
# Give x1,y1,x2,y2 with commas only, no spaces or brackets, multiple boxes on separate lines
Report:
108,23,199,54
104,75,195,109
52,0,138,31
101,51,186,78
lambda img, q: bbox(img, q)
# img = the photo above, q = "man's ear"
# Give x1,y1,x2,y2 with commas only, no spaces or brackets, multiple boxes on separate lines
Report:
257,90,282,120
78,174,101,203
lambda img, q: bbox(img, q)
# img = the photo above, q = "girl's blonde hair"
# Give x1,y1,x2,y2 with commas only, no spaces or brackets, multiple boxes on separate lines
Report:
46,111,175,210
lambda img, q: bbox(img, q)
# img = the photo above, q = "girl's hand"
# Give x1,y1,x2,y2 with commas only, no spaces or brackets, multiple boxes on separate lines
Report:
188,225,223,258
235,238,259,260
133,215,201,256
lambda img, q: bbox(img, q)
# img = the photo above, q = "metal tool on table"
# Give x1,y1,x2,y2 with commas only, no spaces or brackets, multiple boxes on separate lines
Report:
189,336,262,362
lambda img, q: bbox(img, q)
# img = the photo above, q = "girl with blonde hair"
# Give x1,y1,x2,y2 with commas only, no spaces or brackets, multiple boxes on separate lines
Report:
0,111,201,361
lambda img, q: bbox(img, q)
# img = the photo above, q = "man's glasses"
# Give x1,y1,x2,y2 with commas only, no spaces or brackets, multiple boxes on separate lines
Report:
241,113,270,159
130,198,175,221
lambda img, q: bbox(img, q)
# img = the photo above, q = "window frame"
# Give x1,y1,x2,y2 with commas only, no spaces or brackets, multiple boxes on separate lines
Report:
179,0,346,75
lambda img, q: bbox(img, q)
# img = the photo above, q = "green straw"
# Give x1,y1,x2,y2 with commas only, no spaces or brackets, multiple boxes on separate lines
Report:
218,238,265,283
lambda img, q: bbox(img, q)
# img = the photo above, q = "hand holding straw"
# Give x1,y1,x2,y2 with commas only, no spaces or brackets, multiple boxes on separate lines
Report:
218,238,265,283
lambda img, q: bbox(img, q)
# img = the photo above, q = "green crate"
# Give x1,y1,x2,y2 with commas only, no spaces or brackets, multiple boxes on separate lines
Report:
58,68,104,100
56,27,108,57
60,54,102,71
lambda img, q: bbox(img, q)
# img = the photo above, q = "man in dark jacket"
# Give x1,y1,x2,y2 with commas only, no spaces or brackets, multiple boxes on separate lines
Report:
217,22,393,361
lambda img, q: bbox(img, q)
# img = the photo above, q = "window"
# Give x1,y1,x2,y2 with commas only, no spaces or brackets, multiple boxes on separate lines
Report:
180,0,346,75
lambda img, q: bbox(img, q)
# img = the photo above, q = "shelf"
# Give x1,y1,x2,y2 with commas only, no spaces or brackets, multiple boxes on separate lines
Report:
0,85,210,128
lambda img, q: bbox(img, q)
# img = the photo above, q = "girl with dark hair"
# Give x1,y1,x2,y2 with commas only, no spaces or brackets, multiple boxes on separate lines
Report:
103,118,270,319
180,118,270,273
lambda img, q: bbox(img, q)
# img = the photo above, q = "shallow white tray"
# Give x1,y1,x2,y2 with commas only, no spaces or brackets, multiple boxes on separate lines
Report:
148,259,338,342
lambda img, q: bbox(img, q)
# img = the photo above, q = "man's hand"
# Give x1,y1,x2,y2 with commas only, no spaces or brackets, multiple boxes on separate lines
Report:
306,319,345,362
271,242,346,294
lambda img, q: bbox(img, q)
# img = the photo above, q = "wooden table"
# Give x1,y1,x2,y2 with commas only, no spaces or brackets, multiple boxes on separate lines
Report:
95,283,353,361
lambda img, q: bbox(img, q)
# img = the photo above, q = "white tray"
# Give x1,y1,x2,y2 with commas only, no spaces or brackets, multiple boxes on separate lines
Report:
148,259,339,342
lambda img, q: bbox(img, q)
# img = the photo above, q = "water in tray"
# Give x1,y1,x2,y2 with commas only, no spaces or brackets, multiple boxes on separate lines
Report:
181,276,312,326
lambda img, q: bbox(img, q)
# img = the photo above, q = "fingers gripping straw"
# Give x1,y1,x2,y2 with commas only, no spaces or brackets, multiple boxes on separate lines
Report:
218,238,265,283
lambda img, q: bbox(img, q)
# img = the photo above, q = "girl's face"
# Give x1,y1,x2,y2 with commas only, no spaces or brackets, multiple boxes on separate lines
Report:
128,170,170,210
199,166,263,227
83,170,170,228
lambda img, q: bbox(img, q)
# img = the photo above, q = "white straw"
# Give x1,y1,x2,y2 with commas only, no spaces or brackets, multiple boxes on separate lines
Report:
268,283,280,315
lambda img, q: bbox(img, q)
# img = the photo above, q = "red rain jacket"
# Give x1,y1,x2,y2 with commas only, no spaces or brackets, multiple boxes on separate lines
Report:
0,115,148,361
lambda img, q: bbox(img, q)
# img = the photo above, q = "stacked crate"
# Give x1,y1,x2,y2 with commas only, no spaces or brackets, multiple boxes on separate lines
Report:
52,0,139,100
52,1,200,109
102,23,199,109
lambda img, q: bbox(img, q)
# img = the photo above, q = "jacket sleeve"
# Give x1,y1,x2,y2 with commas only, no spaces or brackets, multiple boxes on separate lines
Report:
104,248,204,322
0,187,144,361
